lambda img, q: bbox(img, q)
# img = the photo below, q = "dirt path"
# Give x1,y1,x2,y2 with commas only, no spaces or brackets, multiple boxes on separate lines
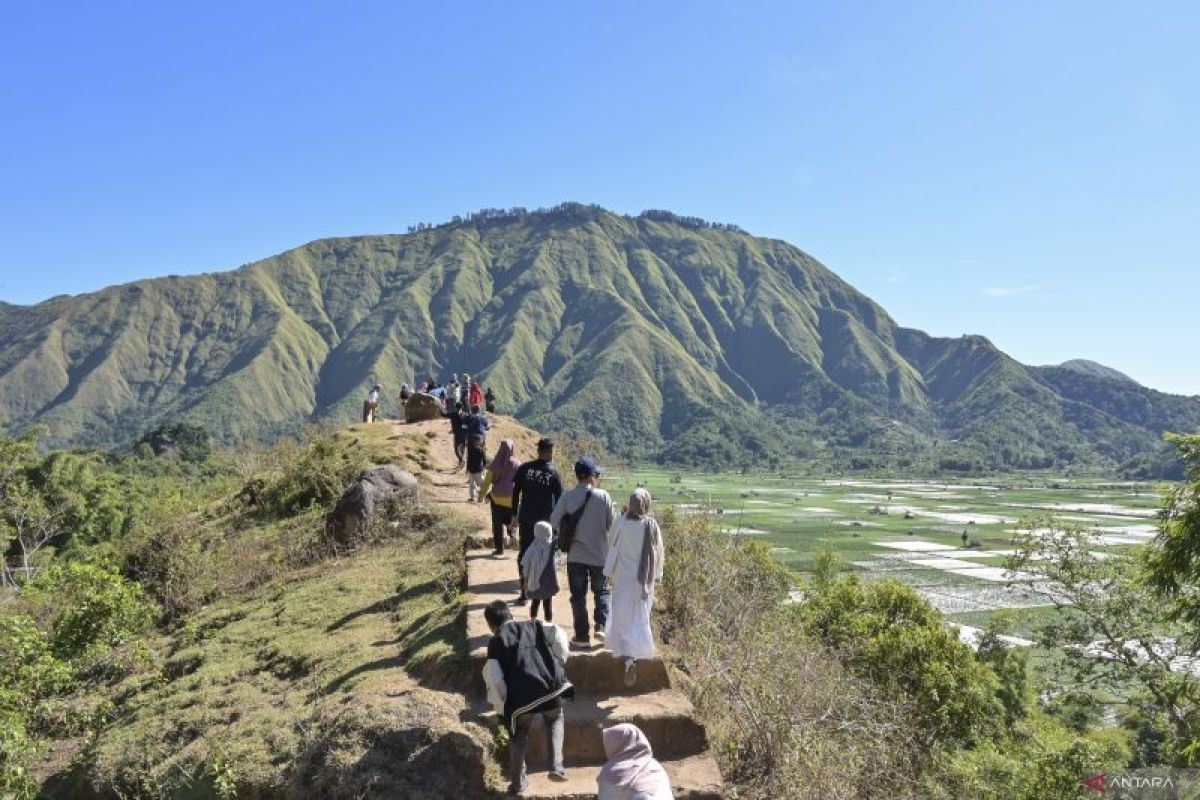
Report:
380,415,724,799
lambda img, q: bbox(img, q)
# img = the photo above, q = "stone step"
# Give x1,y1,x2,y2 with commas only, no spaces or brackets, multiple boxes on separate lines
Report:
519,755,725,800
522,689,708,765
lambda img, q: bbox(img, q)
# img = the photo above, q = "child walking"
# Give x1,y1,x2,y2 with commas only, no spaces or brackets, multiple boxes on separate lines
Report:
521,521,560,621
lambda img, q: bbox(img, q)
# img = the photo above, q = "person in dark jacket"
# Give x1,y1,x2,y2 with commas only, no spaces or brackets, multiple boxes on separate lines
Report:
467,404,490,445
444,402,469,468
482,600,571,794
466,434,488,502
485,387,497,413
511,438,564,606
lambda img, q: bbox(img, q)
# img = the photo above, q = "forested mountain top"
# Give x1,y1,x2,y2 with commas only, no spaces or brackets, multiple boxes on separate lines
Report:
1,202,1196,471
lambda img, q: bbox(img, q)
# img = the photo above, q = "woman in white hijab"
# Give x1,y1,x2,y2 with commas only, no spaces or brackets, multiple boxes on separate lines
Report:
603,488,664,688
597,723,674,799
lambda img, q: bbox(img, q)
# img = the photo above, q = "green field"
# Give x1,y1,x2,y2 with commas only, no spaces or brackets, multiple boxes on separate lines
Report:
604,469,1163,636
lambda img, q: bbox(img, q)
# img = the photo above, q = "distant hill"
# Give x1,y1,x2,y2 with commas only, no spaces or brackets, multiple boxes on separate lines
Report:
2,203,1198,470
1050,359,1139,385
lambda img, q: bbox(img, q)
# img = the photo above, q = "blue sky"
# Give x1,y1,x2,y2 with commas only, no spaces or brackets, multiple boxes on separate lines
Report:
1,2,1197,393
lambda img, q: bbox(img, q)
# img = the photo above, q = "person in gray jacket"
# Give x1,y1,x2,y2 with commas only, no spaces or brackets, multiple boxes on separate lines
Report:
550,457,616,649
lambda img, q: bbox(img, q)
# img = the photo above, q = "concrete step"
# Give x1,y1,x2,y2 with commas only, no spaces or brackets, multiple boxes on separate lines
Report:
522,690,708,765
519,754,725,799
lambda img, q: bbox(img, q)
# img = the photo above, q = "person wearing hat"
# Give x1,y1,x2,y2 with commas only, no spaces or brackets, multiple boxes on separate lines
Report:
362,384,382,423
550,456,616,649
511,438,565,606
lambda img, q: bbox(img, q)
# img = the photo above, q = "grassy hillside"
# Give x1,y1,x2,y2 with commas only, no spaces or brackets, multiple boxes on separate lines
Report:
1,422,501,799
2,203,1197,470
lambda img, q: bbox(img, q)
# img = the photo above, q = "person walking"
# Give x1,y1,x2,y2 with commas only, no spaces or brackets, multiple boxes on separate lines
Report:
550,457,615,649
466,434,488,502
597,724,675,799
444,402,469,469
447,374,462,406
511,438,564,606
469,377,485,411
521,521,560,622
362,384,382,423
479,439,521,555
604,489,664,688
467,404,490,444
485,386,497,413
482,600,572,795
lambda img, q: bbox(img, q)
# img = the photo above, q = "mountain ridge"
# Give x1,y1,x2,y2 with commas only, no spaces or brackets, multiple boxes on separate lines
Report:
2,203,1197,470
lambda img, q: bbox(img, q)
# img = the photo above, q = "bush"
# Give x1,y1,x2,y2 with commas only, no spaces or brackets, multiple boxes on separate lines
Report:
793,574,1005,748
658,510,922,798
252,432,368,518
24,562,158,664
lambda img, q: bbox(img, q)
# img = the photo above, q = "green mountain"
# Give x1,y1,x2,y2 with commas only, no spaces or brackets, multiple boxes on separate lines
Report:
2,203,1197,469
1050,359,1139,385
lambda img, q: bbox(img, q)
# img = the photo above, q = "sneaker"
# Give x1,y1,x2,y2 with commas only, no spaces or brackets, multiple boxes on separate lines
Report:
594,628,606,643
512,595,527,607
623,659,637,688
569,636,591,650
506,778,528,795
491,549,503,556
549,770,568,782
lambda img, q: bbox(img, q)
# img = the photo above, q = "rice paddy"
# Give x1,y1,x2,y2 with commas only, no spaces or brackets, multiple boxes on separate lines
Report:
603,469,1165,633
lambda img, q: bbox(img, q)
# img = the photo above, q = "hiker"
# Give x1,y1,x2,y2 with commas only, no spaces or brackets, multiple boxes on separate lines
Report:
511,438,564,606
362,384,382,423
486,387,497,413
521,521,560,621
482,599,572,795
469,377,485,410
604,489,664,688
466,434,488,502
597,724,675,799
550,457,615,649
467,404,490,447
399,382,412,402
447,374,462,406
479,439,521,555
445,402,469,468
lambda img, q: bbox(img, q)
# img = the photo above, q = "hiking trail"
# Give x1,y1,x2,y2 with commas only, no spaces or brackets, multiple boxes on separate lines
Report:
387,416,725,799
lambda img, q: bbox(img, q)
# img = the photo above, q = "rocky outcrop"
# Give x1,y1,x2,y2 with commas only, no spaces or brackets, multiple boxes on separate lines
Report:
405,393,445,423
326,464,419,546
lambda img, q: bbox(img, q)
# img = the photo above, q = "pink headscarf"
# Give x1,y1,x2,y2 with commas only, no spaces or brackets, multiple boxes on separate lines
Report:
487,439,520,497
597,724,674,798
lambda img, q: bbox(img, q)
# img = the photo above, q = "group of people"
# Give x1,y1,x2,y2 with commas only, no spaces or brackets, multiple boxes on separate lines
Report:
400,372,497,415
361,373,498,426
477,436,670,797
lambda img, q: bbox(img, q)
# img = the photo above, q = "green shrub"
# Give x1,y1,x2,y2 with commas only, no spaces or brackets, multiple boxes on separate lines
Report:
252,432,367,518
793,575,1006,748
24,562,158,664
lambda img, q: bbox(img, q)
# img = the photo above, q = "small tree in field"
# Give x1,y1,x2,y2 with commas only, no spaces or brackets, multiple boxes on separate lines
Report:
0,427,64,588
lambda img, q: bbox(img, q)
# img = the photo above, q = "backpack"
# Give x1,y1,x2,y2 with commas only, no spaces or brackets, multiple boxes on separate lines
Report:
558,489,592,553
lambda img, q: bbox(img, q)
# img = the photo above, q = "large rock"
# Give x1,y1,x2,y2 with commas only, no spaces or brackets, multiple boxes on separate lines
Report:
326,464,419,546
405,392,444,423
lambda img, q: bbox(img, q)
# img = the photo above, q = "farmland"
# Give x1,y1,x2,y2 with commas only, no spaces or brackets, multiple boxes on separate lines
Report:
604,469,1164,636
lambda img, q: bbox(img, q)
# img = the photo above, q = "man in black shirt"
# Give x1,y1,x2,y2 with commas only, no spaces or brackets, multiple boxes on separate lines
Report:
443,402,469,469
511,438,564,606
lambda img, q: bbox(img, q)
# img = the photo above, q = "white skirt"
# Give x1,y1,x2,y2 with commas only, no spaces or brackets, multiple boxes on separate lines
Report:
604,573,656,660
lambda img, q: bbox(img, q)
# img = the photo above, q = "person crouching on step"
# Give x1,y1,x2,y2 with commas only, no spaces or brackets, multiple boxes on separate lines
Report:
521,521,560,622
482,599,572,795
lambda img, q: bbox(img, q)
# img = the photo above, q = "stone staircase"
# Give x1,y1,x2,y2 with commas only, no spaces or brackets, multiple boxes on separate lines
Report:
466,549,725,799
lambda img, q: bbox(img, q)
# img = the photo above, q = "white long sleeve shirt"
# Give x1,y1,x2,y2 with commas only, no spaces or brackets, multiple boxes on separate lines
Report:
482,620,571,715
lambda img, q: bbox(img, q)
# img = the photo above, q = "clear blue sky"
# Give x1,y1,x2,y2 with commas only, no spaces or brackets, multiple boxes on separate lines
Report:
2,2,1197,394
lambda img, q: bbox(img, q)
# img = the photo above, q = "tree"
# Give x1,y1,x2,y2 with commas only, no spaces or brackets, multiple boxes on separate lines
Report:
0,427,64,587
1143,433,1200,626
1009,516,1200,765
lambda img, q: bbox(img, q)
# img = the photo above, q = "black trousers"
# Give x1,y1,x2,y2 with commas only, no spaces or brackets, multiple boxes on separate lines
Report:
489,500,511,551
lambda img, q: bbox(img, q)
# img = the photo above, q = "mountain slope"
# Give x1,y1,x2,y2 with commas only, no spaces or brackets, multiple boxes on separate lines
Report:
1,203,1196,469
1052,359,1139,385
